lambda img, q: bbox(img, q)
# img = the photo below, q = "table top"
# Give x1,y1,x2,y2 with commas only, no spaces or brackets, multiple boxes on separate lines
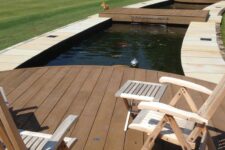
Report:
115,80,167,101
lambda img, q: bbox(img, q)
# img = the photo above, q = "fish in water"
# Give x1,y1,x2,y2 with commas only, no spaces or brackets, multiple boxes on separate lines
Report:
117,41,128,48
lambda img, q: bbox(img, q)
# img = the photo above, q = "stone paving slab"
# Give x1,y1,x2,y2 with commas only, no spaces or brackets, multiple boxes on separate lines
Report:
181,50,222,58
1,49,42,56
0,63,19,71
0,55,32,63
182,45,220,51
182,63,225,73
185,73,224,83
204,1,225,23
182,56,225,65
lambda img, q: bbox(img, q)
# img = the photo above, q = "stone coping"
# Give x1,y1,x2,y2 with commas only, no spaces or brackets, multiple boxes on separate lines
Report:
181,1,225,84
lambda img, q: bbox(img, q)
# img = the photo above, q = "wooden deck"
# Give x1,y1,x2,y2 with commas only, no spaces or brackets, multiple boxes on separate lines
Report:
99,8,209,25
0,65,224,150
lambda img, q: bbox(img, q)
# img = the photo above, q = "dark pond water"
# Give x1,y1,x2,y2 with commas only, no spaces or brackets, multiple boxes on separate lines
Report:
46,23,186,74
149,2,209,10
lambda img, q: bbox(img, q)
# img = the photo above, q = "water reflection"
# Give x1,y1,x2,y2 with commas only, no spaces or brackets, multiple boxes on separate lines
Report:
47,23,186,74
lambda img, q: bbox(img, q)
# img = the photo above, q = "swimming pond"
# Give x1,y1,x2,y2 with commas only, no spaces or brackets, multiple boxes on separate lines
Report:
45,23,186,74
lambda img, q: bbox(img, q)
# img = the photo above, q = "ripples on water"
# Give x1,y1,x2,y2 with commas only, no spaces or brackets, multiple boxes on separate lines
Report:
47,23,187,74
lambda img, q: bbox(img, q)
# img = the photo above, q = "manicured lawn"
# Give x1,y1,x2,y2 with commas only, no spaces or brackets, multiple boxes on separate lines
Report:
0,0,145,50
221,14,225,45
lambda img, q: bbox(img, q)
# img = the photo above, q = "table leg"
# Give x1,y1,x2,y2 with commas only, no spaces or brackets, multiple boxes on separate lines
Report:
123,98,130,110
124,110,131,131
123,98,132,131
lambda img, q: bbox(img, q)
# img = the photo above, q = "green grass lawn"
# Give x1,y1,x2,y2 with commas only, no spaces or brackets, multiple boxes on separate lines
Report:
0,0,145,50
221,14,225,45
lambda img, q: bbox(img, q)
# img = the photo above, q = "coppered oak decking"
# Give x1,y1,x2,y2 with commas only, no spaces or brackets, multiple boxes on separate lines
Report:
0,65,224,150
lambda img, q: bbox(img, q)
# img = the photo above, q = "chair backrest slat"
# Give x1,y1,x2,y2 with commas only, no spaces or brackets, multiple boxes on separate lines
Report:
0,88,27,150
198,75,225,120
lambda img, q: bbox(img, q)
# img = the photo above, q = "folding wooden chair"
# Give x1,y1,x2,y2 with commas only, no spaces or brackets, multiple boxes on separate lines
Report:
0,87,78,150
129,75,225,150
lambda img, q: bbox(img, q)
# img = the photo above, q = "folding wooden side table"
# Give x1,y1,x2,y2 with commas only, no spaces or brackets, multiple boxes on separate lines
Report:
115,80,167,131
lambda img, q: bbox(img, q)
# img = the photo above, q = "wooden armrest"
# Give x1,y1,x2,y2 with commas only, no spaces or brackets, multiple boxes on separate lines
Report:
43,115,78,150
159,76,212,95
138,102,208,125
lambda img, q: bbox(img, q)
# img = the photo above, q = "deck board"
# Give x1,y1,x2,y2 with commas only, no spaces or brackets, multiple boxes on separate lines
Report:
84,67,123,150
0,65,223,150
34,67,79,125
10,67,60,108
1,68,34,95
104,67,135,150
8,67,49,104
73,67,113,150
42,66,88,133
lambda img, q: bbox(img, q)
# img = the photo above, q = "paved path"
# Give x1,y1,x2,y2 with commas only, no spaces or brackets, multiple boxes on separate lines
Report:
181,1,225,84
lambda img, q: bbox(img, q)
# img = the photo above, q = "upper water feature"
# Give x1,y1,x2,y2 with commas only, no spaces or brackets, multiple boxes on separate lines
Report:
149,2,209,9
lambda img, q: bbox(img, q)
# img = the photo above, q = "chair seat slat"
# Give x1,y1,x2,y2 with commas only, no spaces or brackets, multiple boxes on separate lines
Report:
36,138,48,150
129,110,195,148
23,135,32,144
30,137,45,150
26,136,39,148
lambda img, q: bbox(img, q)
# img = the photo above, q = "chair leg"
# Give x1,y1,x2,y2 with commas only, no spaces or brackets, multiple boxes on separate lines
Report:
199,127,207,150
57,141,69,150
198,127,216,150
206,131,216,150
142,116,167,150
166,115,192,150
142,115,192,150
